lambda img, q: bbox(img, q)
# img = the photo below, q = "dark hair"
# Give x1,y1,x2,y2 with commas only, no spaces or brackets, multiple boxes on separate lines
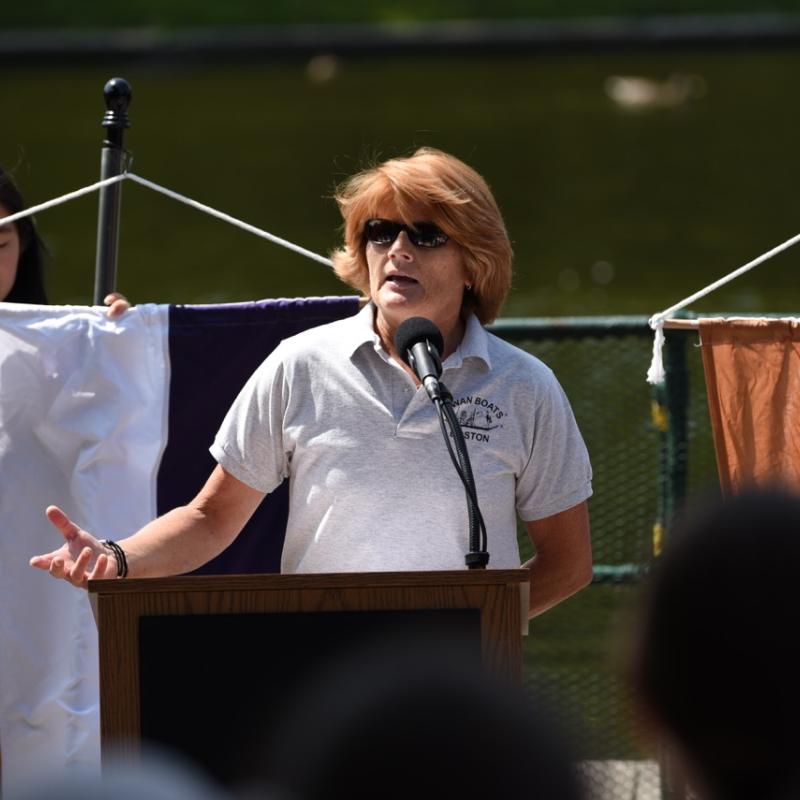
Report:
0,167,48,303
631,488,800,800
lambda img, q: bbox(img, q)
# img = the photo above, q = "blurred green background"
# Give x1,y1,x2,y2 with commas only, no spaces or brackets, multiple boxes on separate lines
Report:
5,0,800,26
3,5,800,318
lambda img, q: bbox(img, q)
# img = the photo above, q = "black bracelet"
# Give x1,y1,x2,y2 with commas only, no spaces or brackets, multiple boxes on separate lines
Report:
100,539,129,578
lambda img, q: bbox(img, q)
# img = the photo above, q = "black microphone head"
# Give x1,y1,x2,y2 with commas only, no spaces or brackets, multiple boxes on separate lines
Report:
394,317,444,367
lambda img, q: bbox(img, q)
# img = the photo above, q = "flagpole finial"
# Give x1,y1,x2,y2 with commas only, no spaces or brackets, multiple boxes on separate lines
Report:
102,77,132,130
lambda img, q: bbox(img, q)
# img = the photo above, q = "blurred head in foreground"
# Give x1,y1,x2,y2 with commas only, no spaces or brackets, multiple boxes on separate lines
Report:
629,487,800,800
249,634,583,800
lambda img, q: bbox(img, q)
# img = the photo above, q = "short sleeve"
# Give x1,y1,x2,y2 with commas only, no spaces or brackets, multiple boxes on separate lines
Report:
209,346,290,494
515,370,593,521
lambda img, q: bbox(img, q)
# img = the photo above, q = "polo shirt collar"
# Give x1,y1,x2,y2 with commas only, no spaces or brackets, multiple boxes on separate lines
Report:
338,301,491,370
445,311,492,371
339,301,381,358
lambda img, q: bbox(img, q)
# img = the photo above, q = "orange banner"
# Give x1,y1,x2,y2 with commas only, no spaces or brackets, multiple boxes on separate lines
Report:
700,318,800,495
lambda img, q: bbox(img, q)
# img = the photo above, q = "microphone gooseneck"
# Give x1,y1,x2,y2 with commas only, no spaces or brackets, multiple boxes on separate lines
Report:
394,317,489,569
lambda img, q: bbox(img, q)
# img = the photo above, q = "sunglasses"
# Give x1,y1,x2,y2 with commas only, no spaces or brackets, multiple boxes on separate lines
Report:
364,218,449,249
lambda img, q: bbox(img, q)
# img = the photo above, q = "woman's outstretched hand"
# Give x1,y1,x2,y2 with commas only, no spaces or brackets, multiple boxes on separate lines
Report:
29,506,117,588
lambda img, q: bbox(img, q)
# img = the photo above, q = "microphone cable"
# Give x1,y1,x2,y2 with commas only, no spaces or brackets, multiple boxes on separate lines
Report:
434,388,489,569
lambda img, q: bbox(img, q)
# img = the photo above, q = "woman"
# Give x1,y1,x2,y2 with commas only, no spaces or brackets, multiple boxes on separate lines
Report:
30,148,592,618
0,167,129,314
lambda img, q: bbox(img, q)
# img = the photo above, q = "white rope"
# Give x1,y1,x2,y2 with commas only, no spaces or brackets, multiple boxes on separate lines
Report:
646,229,800,384
0,172,334,268
0,174,127,226
646,324,666,386
124,173,334,268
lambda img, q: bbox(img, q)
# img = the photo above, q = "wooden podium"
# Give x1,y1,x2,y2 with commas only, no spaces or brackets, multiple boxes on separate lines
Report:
89,569,529,784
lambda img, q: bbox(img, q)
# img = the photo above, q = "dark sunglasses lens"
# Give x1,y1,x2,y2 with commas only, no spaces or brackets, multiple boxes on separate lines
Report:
364,219,449,248
365,219,402,245
409,222,448,248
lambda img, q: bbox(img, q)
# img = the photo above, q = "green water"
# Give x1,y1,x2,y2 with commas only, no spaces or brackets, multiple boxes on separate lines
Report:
3,48,800,317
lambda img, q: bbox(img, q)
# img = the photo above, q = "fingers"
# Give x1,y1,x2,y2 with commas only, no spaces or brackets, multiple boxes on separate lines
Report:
104,292,131,319
29,553,54,570
47,555,69,580
69,546,93,585
88,552,110,582
31,546,110,586
34,507,110,587
48,547,97,587
45,505,81,542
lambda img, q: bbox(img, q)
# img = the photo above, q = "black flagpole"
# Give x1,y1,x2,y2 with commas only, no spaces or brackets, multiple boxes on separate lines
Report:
93,77,132,305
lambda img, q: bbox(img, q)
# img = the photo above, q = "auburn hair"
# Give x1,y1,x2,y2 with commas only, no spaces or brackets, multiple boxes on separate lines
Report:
330,148,512,324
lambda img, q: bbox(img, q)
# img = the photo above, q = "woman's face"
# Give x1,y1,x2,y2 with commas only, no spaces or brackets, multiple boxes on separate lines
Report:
0,205,21,301
366,202,469,341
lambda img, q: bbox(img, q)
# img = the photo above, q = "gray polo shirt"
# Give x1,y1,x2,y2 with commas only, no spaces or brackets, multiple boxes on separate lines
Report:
211,303,592,573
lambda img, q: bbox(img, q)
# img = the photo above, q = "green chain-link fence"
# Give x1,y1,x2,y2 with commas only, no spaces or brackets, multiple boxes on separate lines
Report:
491,317,720,800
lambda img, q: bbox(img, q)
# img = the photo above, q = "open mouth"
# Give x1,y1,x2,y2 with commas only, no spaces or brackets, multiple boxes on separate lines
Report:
385,274,418,287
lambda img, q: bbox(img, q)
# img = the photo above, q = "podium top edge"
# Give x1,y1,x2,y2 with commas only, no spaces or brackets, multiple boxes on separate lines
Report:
88,568,531,595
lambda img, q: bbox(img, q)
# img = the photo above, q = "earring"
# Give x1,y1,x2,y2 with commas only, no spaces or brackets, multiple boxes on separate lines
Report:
465,284,473,291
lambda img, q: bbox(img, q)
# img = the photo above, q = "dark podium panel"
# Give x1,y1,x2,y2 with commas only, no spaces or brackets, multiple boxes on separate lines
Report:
89,570,529,785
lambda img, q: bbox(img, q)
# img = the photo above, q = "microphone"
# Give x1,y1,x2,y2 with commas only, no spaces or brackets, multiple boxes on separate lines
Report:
395,315,490,568
395,317,445,402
